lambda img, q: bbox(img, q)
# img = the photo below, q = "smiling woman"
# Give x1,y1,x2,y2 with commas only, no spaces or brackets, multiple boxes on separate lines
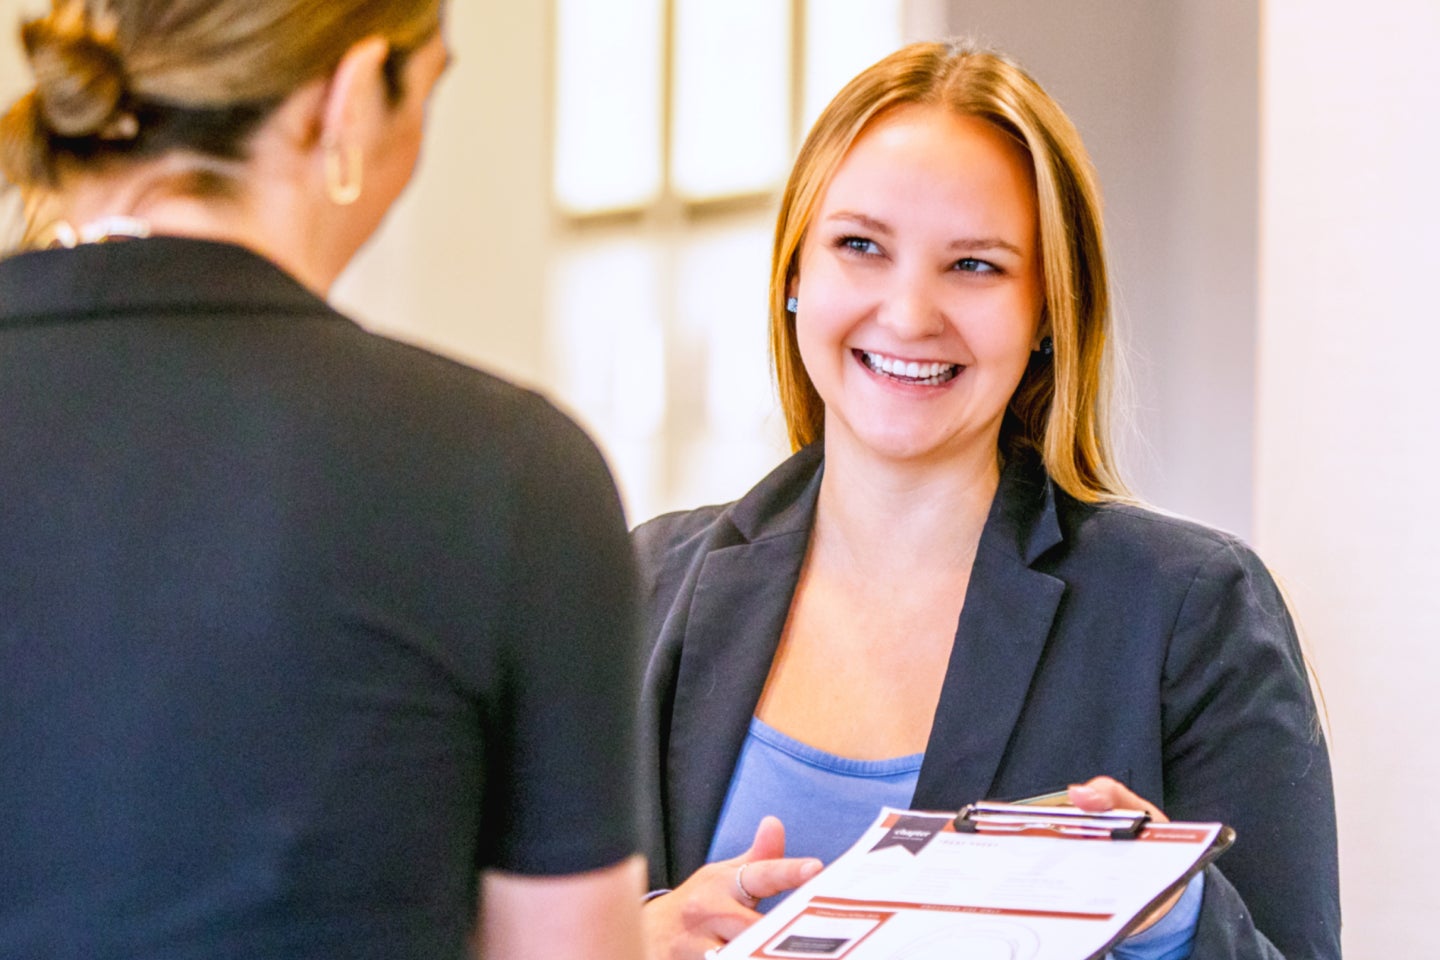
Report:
634,40,1338,960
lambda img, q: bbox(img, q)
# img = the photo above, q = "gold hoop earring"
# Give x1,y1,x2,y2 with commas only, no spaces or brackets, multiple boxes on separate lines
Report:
324,142,363,206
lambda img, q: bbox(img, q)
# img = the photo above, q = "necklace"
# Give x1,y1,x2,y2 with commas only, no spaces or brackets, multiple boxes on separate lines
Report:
41,215,152,249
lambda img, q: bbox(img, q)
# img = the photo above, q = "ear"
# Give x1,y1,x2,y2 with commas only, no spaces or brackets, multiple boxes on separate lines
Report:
1032,307,1050,352
317,36,392,156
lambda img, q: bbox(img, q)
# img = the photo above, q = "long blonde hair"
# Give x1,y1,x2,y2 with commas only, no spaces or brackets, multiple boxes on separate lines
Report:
0,0,441,198
770,39,1127,502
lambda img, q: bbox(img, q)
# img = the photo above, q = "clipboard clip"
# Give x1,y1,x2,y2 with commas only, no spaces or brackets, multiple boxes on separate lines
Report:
953,802,1150,840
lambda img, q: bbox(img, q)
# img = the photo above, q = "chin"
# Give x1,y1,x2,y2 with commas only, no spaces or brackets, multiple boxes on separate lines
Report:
851,432,959,466
836,416,1002,469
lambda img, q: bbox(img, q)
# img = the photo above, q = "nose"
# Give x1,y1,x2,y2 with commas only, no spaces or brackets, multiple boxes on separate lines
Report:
875,272,945,340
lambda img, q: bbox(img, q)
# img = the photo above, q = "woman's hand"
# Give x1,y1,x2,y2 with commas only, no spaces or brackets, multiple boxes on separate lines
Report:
642,815,823,960
1067,776,1182,934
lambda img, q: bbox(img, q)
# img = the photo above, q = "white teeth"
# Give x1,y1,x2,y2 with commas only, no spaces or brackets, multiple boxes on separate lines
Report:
860,351,959,384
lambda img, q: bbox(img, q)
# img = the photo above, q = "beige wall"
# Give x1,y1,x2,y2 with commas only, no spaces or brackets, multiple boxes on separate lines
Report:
0,0,36,243
333,1,553,387
1257,1,1440,954
0,1,30,100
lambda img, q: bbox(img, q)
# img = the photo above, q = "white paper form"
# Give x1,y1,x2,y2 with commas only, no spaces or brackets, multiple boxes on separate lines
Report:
715,807,1224,960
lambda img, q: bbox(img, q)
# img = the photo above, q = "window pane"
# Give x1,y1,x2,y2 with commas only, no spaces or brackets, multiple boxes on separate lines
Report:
672,0,792,200
554,0,665,214
671,219,789,509
545,237,668,516
802,0,904,133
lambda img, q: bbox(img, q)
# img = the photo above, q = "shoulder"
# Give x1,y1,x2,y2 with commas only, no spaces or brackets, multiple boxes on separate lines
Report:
1046,494,1299,671
630,444,822,582
1052,494,1270,592
629,444,822,630
1023,480,1296,650
330,327,612,484
632,503,731,575
629,502,737,635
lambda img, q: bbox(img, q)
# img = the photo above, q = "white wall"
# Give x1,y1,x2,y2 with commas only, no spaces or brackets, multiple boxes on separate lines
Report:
1256,1,1440,954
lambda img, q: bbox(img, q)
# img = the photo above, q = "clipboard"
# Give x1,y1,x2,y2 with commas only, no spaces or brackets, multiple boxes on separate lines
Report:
955,801,1152,839
954,801,1236,958
714,805,1236,960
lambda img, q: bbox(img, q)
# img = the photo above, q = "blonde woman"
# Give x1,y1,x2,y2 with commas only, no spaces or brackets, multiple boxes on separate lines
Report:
0,2,644,958
636,41,1337,960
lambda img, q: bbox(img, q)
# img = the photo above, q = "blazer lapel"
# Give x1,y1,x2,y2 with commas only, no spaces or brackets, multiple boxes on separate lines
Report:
664,451,822,880
666,535,809,878
913,457,1066,811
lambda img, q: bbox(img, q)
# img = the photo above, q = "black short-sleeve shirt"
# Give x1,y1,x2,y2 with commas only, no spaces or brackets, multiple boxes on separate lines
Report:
0,239,640,959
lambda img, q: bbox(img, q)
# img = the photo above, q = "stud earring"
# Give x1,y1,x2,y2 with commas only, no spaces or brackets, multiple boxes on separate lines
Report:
1035,336,1053,358
785,296,799,314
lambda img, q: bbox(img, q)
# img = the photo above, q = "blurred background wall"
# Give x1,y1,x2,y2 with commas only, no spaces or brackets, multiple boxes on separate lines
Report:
2,0,1436,954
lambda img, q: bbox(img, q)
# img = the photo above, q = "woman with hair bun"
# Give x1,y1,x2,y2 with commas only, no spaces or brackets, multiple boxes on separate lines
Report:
635,41,1338,960
0,2,645,958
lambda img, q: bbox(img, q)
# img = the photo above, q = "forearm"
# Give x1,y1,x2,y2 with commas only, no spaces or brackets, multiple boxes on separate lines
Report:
479,855,647,960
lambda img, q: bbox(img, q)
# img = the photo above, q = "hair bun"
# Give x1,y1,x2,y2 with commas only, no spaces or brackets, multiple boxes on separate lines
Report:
22,2,133,140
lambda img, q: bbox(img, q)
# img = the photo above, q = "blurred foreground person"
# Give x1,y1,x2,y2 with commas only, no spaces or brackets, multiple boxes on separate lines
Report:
0,2,645,958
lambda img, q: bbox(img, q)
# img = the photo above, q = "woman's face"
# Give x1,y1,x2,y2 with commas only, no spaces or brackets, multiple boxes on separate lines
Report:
793,105,1044,468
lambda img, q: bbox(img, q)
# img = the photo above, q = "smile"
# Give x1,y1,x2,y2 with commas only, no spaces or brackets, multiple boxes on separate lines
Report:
857,350,960,386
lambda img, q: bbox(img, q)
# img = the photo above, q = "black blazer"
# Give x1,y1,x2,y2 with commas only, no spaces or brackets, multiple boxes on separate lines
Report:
635,444,1339,959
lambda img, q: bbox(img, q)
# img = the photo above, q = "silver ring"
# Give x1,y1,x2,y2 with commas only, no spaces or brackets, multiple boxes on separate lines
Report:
734,862,760,905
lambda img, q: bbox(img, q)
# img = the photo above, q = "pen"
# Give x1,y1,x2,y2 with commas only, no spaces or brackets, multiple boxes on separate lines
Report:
1006,787,1074,806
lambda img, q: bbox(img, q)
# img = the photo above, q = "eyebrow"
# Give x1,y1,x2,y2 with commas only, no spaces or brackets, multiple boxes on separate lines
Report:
826,211,1026,258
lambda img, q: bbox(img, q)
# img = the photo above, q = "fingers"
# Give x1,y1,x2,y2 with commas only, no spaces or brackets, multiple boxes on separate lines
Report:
733,816,821,901
1064,777,1180,933
642,818,826,960
700,895,763,943
730,855,824,902
742,814,787,862
644,864,760,959
1067,776,1169,823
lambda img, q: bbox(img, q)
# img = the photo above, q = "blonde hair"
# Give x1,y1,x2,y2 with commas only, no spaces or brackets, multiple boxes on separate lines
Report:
770,39,1127,502
0,0,441,193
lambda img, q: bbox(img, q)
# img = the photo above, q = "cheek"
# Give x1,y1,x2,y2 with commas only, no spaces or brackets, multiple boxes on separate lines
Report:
792,312,830,380
968,290,1042,357
379,115,427,195
793,259,867,350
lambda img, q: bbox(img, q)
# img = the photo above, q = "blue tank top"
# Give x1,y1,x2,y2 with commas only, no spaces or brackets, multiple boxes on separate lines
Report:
705,716,922,911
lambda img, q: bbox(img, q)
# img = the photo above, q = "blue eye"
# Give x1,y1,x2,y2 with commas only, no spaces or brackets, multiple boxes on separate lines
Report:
954,258,999,274
838,236,881,256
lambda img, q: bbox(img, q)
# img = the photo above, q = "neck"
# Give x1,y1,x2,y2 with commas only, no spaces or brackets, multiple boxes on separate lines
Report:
813,431,1003,584
43,153,343,296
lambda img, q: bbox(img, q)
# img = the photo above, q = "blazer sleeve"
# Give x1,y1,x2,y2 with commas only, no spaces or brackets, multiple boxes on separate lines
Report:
631,505,728,889
1159,537,1340,959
